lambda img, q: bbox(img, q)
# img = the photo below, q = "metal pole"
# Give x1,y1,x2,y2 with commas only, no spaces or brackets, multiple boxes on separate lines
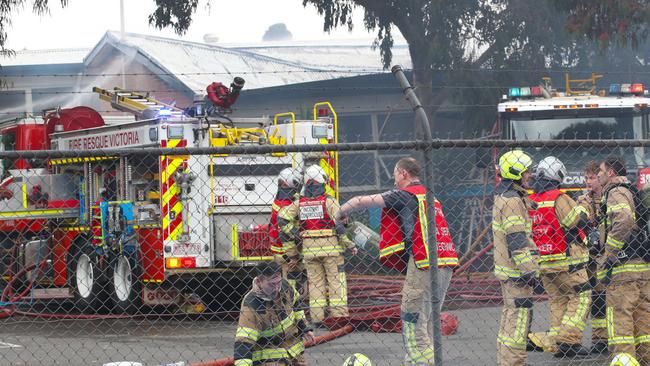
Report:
119,0,127,89
392,65,442,365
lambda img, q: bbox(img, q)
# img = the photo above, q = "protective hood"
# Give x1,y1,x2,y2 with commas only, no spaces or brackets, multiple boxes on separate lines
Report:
532,175,560,194
276,186,298,201
304,183,326,198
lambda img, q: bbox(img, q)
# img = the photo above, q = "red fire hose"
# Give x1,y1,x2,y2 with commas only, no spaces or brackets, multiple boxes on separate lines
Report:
189,325,355,366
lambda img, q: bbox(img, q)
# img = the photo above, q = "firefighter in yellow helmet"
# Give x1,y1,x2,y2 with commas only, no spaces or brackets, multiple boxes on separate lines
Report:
492,150,540,366
342,353,373,366
528,156,591,358
596,156,650,365
278,165,357,325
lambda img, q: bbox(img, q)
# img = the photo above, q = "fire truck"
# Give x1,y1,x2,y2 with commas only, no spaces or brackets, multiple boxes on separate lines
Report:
0,79,339,313
498,73,650,187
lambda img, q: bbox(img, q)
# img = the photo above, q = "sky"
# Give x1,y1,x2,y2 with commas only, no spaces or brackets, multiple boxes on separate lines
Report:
5,0,389,50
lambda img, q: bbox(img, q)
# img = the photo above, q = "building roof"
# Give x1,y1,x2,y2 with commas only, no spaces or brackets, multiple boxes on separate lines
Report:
2,31,412,91
0,48,88,66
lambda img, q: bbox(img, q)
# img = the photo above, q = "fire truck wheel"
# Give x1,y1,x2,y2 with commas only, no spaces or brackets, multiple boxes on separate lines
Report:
111,253,142,314
68,244,110,313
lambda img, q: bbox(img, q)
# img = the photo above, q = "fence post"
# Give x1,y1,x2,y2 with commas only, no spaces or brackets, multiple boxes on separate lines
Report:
392,65,442,366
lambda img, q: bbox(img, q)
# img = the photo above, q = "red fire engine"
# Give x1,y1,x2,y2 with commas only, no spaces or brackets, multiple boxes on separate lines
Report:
0,79,339,313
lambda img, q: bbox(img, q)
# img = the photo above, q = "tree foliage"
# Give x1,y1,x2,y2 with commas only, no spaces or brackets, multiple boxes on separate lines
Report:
551,0,650,49
147,0,200,36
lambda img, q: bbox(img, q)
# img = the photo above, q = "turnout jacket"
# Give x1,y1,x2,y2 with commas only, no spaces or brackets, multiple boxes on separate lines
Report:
269,197,297,255
598,176,650,283
279,194,355,259
234,278,311,365
529,189,589,272
492,181,540,281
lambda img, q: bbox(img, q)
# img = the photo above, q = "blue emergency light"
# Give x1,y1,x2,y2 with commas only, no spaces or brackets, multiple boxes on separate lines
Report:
609,84,621,94
508,87,521,98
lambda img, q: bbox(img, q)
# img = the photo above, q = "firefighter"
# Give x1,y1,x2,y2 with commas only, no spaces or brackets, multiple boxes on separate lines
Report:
278,165,357,325
492,150,540,366
269,168,303,291
528,156,591,357
577,161,608,354
338,157,459,366
234,261,314,366
596,156,650,366
342,353,373,366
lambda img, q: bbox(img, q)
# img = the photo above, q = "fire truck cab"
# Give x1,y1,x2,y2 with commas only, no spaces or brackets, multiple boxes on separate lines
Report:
498,74,650,187
0,83,339,313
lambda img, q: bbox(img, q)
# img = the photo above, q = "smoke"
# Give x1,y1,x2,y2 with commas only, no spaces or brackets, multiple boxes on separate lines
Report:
262,23,293,42
0,50,140,118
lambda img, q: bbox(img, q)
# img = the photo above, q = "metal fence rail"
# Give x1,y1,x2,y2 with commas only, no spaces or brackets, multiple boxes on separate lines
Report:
0,138,648,366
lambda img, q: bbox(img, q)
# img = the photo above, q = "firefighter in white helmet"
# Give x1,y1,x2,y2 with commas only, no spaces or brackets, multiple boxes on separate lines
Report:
269,168,304,292
610,352,641,366
528,156,591,357
278,164,357,325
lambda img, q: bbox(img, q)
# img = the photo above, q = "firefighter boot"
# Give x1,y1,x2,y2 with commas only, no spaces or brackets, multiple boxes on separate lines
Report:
590,341,608,355
554,343,590,358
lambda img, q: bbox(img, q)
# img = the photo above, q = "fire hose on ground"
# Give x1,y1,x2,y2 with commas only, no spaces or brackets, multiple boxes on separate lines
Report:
188,325,355,366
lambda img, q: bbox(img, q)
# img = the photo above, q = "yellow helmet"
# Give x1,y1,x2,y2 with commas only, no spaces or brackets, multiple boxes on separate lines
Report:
342,353,373,366
611,353,640,366
498,150,533,180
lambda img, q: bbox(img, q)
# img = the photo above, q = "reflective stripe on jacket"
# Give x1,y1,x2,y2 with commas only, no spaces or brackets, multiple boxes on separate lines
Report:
269,198,293,254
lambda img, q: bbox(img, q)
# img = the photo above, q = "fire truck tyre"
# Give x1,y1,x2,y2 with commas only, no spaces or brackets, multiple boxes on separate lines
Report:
111,253,142,314
68,245,110,313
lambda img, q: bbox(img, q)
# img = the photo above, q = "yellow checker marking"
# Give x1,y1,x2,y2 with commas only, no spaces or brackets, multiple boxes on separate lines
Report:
161,158,184,183
162,201,183,230
162,182,179,204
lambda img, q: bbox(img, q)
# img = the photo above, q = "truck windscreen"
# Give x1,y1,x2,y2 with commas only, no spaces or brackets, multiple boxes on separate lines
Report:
504,113,648,171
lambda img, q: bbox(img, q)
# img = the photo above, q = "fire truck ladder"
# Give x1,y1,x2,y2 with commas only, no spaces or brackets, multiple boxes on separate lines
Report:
93,87,184,119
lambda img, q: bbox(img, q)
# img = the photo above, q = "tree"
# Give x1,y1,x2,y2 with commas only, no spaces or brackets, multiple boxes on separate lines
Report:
551,0,650,49
0,0,69,57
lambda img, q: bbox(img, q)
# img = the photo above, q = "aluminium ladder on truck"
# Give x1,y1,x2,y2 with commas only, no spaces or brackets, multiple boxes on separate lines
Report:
92,87,185,119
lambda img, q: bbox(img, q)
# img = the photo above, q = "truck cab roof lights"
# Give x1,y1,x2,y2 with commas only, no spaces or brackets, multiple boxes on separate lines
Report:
530,86,543,97
632,83,645,95
609,83,645,96
508,87,521,98
520,87,531,97
609,84,621,94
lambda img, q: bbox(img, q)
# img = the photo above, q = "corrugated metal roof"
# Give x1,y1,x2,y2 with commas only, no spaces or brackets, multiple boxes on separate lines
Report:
0,48,89,66
232,43,412,72
91,31,412,91
2,31,413,90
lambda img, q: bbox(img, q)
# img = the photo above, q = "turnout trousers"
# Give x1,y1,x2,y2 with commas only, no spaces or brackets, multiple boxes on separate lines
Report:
304,255,348,323
606,279,650,365
497,280,533,366
401,257,436,366
541,269,591,346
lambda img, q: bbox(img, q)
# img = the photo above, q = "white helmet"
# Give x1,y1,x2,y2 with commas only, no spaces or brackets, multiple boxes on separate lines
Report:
610,352,640,366
343,353,373,366
278,167,301,188
535,156,567,183
304,165,327,184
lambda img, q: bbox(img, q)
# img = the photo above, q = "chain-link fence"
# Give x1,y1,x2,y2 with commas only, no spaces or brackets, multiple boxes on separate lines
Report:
0,138,649,366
